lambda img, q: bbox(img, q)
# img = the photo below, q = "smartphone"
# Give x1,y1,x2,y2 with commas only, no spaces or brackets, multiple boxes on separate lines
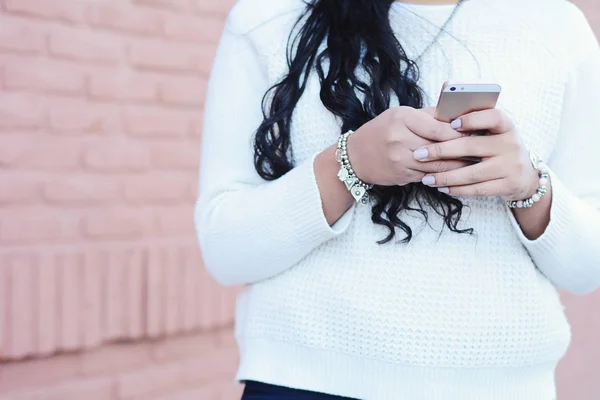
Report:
434,82,502,123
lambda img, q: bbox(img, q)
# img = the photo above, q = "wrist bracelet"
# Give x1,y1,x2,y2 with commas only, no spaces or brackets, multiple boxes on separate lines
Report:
506,152,550,209
335,130,373,204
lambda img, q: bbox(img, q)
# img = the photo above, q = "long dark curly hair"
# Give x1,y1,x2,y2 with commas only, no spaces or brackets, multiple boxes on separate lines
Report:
253,0,472,244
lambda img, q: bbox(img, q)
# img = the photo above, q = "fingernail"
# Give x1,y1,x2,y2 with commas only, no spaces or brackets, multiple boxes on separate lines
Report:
422,176,435,186
438,187,450,194
413,148,429,161
450,119,462,130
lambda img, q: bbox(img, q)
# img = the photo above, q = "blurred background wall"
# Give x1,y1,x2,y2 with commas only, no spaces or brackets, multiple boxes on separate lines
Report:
0,0,598,399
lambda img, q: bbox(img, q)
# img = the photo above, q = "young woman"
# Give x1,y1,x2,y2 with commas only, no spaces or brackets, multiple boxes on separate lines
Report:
196,0,600,398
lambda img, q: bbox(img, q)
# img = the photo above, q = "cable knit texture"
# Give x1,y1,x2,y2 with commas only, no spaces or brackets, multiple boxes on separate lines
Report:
196,0,600,398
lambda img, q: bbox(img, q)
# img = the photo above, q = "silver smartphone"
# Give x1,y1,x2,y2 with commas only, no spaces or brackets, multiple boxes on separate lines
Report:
434,81,502,123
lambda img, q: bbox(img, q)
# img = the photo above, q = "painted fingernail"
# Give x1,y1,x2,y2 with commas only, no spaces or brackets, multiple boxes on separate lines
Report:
413,148,429,160
450,119,462,130
438,187,450,194
422,175,435,185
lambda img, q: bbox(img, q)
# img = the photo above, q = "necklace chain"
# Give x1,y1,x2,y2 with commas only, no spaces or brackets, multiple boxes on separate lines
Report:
415,0,465,61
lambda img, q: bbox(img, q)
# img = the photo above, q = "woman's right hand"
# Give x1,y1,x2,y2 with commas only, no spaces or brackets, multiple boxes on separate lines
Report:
347,106,469,187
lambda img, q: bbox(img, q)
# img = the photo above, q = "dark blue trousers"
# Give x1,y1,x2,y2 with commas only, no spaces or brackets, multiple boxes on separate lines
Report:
241,381,359,400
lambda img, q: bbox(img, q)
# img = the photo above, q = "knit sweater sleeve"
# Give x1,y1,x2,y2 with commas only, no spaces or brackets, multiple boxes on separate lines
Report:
195,18,354,286
507,11,600,295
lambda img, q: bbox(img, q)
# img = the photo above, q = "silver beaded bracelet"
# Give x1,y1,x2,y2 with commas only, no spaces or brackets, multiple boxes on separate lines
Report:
335,130,373,204
506,152,550,209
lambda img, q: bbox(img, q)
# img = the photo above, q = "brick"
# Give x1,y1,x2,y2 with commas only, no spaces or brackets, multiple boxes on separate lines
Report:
36,254,58,356
0,263,6,358
104,252,127,340
129,39,203,71
4,58,86,94
124,107,191,137
3,254,37,359
82,211,151,239
194,0,236,15
0,212,79,243
0,17,45,53
55,253,83,352
3,137,81,170
4,0,85,23
0,93,46,130
163,15,223,43
8,377,114,400
125,250,145,338
49,100,121,134
0,130,32,155
182,347,239,385
164,248,184,335
151,141,200,169
198,44,217,75
49,28,123,64
0,134,35,166
188,180,199,200
151,333,216,362
81,251,105,349
116,363,184,399
160,77,207,106
0,173,40,204
89,69,160,102
190,112,204,137
83,139,151,172
124,174,190,203
0,353,81,393
146,247,166,338
159,386,220,400
132,0,194,12
82,342,152,376
83,211,150,238
87,2,164,35
43,176,120,204
156,206,196,235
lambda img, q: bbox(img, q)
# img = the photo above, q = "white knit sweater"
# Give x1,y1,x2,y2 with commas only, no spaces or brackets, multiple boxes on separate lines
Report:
196,0,600,398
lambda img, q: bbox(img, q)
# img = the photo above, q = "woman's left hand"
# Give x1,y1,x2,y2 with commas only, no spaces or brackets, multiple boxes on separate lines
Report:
413,109,539,200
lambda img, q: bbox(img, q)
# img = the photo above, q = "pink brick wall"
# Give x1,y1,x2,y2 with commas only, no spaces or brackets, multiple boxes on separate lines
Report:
0,0,599,399
0,0,239,398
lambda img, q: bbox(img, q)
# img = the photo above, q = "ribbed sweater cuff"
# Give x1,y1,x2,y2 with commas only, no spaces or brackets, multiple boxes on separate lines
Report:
506,170,572,255
281,151,355,248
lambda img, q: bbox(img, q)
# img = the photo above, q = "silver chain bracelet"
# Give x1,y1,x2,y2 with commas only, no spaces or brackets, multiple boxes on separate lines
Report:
335,130,373,204
506,152,550,209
